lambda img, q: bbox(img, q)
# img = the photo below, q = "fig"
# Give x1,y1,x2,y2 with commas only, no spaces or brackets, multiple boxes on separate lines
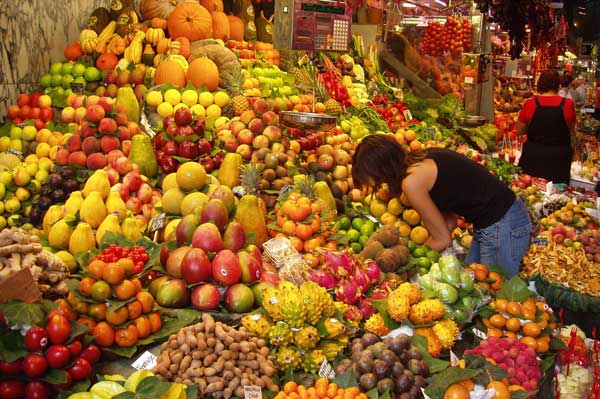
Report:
398,394,412,399
352,341,365,353
359,373,377,391
395,374,413,394
335,359,352,375
398,350,410,364
396,334,412,351
352,351,363,362
408,386,421,398
377,378,394,394
408,347,423,360
412,360,429,377
380,349,398,365
372,342,388,358
413,375,426,388
391,362,405,377
357,358,374,374
361,333,380,347
372,359,390,379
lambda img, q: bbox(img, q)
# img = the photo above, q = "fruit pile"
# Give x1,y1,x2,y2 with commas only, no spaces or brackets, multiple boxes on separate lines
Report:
66,256,162,348
463,262,503,292
483,297,555,354
369,95,411,132
29,166,83,227
464,337,542,392
0,312,100,398
332,216,378,255
358,225,410,272
5,93,55,132
98,64,148,102
154,313,279,398
335,333,429,397
420,16,472,57
275,379,368,399
40,61,102,101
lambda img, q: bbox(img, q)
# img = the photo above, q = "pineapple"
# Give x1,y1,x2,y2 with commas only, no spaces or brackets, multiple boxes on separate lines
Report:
224,66,249,115
281,50,312,87
240,163,264,196
269,322,293,347
314,78,343,116
241,313,272,338
276,347,301,371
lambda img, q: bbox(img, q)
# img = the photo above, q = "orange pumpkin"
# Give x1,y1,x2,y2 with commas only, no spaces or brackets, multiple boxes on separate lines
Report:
227,15,244,41
186,57,219,91
96,53,119,70
140,0,184,20
64,41,83,61
200,0,223,12
107,36,127,55
156,38,170,54
211,11,230,40
167,3,213,41
151,17,168,29
175,37,191,59
155,59,186,87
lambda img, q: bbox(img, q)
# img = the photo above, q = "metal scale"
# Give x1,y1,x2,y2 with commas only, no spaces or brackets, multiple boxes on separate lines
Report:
274,0,352,129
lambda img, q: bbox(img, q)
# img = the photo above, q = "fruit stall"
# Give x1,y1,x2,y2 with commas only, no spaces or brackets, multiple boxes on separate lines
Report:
1,0,600,399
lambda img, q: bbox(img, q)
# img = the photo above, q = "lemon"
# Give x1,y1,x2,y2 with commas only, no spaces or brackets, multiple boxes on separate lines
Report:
161,173,179,191
174,103,190,112
181,90,199,107
36,142,51,158
145,90,163,107
409,226,429,245
25,162,38,176
0,137,11,152
205,104,222,119
0,172,11,186
5,198,20,213
35,170,49,184
402,209,421,226
198,91,214,107
213,91,231,107
38,158,53,171
9,139,23,152
156,102,174,118
395,220,412,237
55,251,78,273
22,126,37,141
176,162,207,192
24,154,38,164
369,199,387,218
164,89,181,106
15,187,30,201
190,104,206,117
387,197,404,216
162,188,186,215
10,126,22,140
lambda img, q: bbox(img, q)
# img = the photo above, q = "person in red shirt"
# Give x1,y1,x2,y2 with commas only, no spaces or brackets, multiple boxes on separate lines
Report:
516,69,576,184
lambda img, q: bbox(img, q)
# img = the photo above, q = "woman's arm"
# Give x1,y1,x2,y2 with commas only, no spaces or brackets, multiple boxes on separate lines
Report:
402,173,452,251
516,121,527,136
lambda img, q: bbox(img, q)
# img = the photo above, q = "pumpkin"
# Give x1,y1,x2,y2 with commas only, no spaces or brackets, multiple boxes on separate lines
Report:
151,17,168,29
200,0,223,12
87,7,111,34
107,35,127,55
139,0,185,20
156,38,171,54
175,37,191,59
167,2,213,41
189,40,240,81
186,57,220,91
227,15,244,41
154,59,186,87
211,11,230,40
96,53,119,70
64,41,83,61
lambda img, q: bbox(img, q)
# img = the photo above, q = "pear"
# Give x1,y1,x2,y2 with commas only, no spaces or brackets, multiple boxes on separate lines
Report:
82,169,110,199
121,215,142,241
96,214,121,246
43,205,64,236
48,219,73,249
80,191,107,229
64,191,84,217
106,191,127,221
69,223,96,254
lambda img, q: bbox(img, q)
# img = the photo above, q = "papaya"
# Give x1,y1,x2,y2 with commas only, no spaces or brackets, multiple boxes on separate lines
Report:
129,134,158,177
234,195,267,246
217,153,243,188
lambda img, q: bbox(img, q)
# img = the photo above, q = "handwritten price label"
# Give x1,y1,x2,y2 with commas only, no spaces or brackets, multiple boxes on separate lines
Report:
472,328,487,340
132,351,157,371
244,386,263,399
318,359,335,378
450,350,459,366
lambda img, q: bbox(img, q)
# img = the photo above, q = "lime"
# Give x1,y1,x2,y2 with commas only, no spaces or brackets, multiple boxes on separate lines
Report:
349,242,362,253
358,235,370,247
336,216,351,230
422,244,432,252
426,250,440,263
61,75,74,89
336,230,347,236
71,63,86,77
407,240,416,253
83,66,101,82
360,222,375,237
347,229,360,243
412,246,426,258
351,218,365,230
51,73,63,87
418,267,429,275
61,62,74,75
417,257,431,269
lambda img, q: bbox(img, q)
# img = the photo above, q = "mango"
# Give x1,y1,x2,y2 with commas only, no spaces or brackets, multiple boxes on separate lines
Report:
235,195,267,246
80,191,107,228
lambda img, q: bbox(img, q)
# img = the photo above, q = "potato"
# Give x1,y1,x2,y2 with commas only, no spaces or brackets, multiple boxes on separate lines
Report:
186,332,198,348
223,387,233,399
259,347,270,357
191,359,202,369
223,370,234,380
235,387,244,398
213,360,224,373
240,342,251,353
177,333,186,346
169,364,179,374
220,350,234,361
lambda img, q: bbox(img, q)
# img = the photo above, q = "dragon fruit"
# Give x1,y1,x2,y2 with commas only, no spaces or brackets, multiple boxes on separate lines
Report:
353,268,372,292
323,250,356,278
345,305,363,322
308,269,338,289
335,278,362,305
359,298,376,319
363,260,382,284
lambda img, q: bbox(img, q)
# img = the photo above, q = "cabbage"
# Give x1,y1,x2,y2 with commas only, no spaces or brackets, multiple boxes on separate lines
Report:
90,381,126,399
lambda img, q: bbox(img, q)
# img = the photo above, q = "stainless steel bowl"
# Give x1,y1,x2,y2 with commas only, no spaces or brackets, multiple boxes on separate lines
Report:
455,115,488,127
280,111,337,131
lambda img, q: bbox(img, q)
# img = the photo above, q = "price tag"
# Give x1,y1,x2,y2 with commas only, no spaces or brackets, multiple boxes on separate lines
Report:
70,82,85,94
402,109,413,122
147,213,166,234
6,148,22,158
472,328,487,340
244,386,263,399
131,351,157,371
450,350,459,366
531,237,548,246
464,77,474,84
318,359,335,378
364,214,381,226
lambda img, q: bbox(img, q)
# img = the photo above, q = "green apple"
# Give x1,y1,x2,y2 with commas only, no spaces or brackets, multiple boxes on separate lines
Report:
61,62,74,76
51,73,63,87
40,74,52,88
22,125,38,141
84,66,101,82
61,74,74,89
71,63,86,77
49,62,63,75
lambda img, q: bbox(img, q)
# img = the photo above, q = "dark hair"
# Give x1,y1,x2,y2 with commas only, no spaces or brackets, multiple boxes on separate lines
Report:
537,69,560,93
351,134,426,197
560,73,573,88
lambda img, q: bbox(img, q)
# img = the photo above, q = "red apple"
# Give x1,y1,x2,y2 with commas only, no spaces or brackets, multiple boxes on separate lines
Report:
123,171,142,191
178,140,199,159
181,248,212,284
174,107,193,126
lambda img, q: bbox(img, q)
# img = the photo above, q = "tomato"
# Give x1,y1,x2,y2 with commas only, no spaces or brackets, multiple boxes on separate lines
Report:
45,345,71,369
0,380,25,399
67,357,92,381
0,359,22,376
66,340,83,357
79,344,101,364
24,327,49,352
46,314,71,345
24,381,52,399
22,354,48,378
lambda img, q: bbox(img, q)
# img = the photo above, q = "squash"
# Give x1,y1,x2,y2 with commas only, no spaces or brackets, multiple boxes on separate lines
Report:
175,37,191,59
154,59,186,87
94,21,118,53
167,2,213,41
189,40,240,81
146,27,166,45
115,7,140,37
96,53,119,70
64,41,83,61
211,11,230,40
142,44,156,66
200,0,224,12
140,0,185,20
87,7,111,34
110,0,135,20
123,31,146,64
156,38,171,54
186,57,220,90
227,15,244,41
151,17,168,29
107,35,127,55
79,30,99,54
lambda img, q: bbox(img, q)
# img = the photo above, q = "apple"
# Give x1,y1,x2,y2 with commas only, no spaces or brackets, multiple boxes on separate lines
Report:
163,141,179,156
198,156,214,173
112,157,133,175
178,140,199,159
136,183,153,203
176,125,194,137
191,119,205,136
174,107,193,126
181,248,212,284
197,139,212,155
104,167,120,186
123,171,142,191
160,156,178,174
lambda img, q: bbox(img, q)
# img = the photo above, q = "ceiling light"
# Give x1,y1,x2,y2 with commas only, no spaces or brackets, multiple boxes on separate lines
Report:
434,0,446,5
402,2,417,7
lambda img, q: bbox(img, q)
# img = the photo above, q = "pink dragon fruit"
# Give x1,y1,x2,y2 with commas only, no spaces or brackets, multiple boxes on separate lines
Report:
363,260,382,284
323,250,356,278
353,268,372,292
358,298,376,319
345,305,363,322
335,278,362,305
308,269,338,289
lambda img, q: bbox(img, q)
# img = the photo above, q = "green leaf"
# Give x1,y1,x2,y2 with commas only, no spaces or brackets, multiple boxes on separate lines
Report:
424,367,481,399
56,379,92,399
495,276,533,302
540,354,556,376
366,388,379,399
40,368,69,384
0,299,50,327
331,369,358,388
0,329,28,362
67,320,91,343
137,318,192,346
186,384,199,399
104,344,138,358
378,390,390,399
510,390,530,399
369,300,400,329
113,392,135,399
411,335,450,374
136,376,171,396
550,338,567,351
464,354,510,386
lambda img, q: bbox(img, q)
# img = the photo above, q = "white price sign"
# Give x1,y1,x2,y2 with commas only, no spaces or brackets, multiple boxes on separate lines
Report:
318,359,335,378
472,328,487,340
450,350,459,366
244,386,263,399
131,351,157,371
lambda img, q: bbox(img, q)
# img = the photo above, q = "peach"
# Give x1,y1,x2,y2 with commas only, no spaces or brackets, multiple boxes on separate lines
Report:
127,121,140,136
239,110,256,125
252,135,269,149
81,136,100,155
98,117,117,134
86,152,107,170
55,148,70,165
252,99,269,116
85,104,105,122
261,110,278,126
114,112,128,126
121,140,131,156
67,135,82,152
68,151,87,167
262,125,281,142
247,118,264,134
101,135,121,153
118,126,130,140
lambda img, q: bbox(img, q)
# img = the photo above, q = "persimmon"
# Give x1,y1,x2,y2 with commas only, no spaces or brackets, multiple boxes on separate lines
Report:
506,301,522,316
115,325,139,347
503,331,517,339
304,253,320,267
133,316,151,339
77,317,97,329
289,236,304,252
79,277,97,297
536,337,549,353
148,312,163,333
117,258,135,277
131,278,143,293
473,268,489,282
505,317,521,332
282,220,296,235
93,321,115,347
488,271,502,290
486,328,503,337
88,303,107,321
493,298,508,312
296,224,313,240
489,314,507,328
135,291,155,314
443,383,470,399
106,306,128,326
103,263,125,285
87,260,106,279
520,336,538,351
126,300,143,320
284,381,298,395
458,379,474,391
522,322,541,337
487,381,510,399
310,214,321,233
114,279,137,300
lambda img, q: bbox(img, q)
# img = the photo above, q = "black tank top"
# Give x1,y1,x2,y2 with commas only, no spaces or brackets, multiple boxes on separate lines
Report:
527,97,570,146
426,148,516,229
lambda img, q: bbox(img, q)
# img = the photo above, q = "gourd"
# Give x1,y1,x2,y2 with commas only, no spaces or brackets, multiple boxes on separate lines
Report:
94,21,118,53
142,44,156,66
200,0,224,12
87,7,112,34
167,54,189,73
115,7,140,37
151,17,168,29
211,11,230,40
167,2,213,41
156,38,170,54
79,30,99,54
145,27,165,45
96,53,119,70
189,40,240,80
139,0,184,20
107,35,127,55
123,31,146,64
175,37,191,59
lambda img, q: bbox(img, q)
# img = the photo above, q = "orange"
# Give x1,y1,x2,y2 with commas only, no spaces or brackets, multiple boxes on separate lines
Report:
487,328,504,337
73,301,89,315
409,226,429,244
535,338,550,353
87,259,106,279
93,321,115,347
520,336,538,351
482,318,492,328
77,317,97,329
487,381,510,399
115,324,139,347
103,262,125,285
88,303,107,321
106,306,129,326
503,331,517,339
148,312,163,333
114,279,137,300
494,298,508,312
91,280,112,302
131,278,143,293
506,301,522,316
458,379,474,391
489,314,507,328
505,317,521,332
79,277,97,296
304,253,320,268
284,381,298,395
443,383,470,399
522,322,541,337
303,237,323,253
133,316,151,339
136,291,155,314
282,220,296,235
127,300,143,320
326,383,338,399
473,268,488,282
509,385,525,392
488,272,503,290
117,258,135,277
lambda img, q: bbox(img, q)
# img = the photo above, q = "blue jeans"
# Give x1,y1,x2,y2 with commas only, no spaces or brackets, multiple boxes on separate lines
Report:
465,199,532,278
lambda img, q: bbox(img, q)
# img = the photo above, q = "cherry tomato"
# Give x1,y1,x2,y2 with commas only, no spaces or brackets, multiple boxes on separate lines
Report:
24,327,49,352
66,340,83,357
24,381,52,399
67,357,92,381
22,354,48,378
79,344,101,364
0,359,22,376
0,380,25,399
45,345,71,369
46,314,71,345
